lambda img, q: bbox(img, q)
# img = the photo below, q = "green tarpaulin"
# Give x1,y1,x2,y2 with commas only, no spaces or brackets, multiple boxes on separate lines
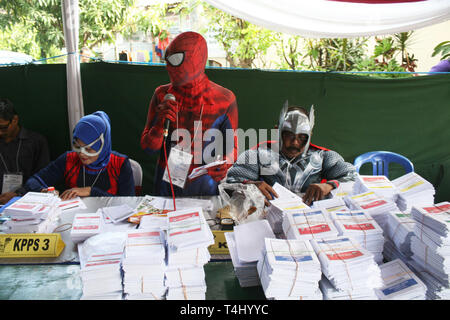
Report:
0,62,449,201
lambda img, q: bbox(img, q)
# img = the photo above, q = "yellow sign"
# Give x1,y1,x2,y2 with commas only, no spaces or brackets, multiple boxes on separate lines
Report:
0,233,65,258
208,230,231,255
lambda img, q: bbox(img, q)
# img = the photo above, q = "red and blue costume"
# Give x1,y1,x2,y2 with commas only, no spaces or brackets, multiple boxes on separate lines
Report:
141,32,238,196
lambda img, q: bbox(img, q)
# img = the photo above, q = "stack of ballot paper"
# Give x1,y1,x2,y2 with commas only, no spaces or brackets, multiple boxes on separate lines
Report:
165,207,214,300
122,229,167,300
319,275,378,300
138,214,168,231
311,236,383,296
127,195,166,224
1,192,61,233
267,183,310,234
78,232,127,300
282,208,339,241
58,197,87,212
375,259,426,300
409,202,450,286
344,191,399,229
329,210,385,264
408,259,450,300
384,211,416,258
70,213,104,243
353,175,398,202
312,197,350,219
330,181,355,199
392,172,435,212
257,238,323,300
225,231,260,287
101,204,137,224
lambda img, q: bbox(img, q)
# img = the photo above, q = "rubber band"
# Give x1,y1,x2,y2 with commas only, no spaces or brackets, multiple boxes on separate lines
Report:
52,223,72,233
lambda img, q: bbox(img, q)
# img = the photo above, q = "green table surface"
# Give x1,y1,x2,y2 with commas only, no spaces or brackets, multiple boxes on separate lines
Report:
0,261,266,300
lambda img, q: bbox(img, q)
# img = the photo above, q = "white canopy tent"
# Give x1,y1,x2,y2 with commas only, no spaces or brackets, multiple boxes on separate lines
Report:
61,0,450,128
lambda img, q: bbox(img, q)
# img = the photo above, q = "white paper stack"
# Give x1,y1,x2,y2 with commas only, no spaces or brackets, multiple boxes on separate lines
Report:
101,204,137,224
407,258,450,300
353,175,398,202
311,236,383,298
165,207,214,300
330,210,385,264
375,259,426,300
330,181,355,199
257,238,322,300
392,172,435,212
312,197,350,219
122,229,167,300
344,191,399,229
282,208,339,241
138,214,168,231
225,231,260,287
1,192,61,233
70,213,104,243
408,203,450,290
319,275,378,300
384,211,416,259
266,183,310,234
78,232,127,300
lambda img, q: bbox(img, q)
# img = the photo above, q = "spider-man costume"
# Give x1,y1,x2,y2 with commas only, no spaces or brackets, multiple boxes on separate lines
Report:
141,31,238,196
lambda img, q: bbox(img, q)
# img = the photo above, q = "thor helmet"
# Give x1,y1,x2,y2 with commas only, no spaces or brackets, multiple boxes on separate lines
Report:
278,100,315,156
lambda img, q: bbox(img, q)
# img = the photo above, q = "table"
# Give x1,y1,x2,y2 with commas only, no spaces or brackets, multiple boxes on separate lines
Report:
0,196,266,300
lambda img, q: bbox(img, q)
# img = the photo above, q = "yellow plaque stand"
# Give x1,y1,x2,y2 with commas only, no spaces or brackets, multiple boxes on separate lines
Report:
208,230,231,255
0,233,65,258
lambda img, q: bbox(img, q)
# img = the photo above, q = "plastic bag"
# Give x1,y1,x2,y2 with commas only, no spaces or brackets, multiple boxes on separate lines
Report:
218,182,266,224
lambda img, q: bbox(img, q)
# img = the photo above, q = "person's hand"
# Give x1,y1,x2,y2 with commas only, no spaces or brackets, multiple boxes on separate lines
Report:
302,183,333,205
60,187,91,200
0,192,18,205
245,181,279,207
156,98,178,128
207,162,229,182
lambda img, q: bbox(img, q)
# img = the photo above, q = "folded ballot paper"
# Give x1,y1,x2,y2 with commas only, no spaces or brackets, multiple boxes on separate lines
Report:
78,232,127,300
70,212,104,243
329,210,385,264
319,275,378,300
392,172,435,212
344,191,399,229
312,197,350,219
257,238,322,300
188,160,227,180
375,259,427,300
267,183,310,234
311,236,383,293
122,229,167,300
385,211,416,258
282,208,339,241
225,231,260,287
1,192,61,234
58,197,87,212
101,204,137,224
166,207,214,251
353,175,398,202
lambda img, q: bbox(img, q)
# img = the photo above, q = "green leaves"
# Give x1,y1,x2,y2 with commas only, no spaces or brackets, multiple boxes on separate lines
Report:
432,41,450,60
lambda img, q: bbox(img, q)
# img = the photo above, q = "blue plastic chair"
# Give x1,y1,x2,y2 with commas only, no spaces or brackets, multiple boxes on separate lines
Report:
353,151,414,177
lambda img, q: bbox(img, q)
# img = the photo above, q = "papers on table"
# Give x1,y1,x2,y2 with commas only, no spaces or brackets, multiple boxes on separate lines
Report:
344,191,399,229
188,160,226,180
353,175,398,202
392,172,435,212
267,183,310,234
78,232,127,299
408,258,450,300
257,238,322,300
330,181,355,199
282,208,339,241
312,197,350,219
225,231,260,287
127,195,166,224
101,204,137,224
384,211,415,258
166,207,213,300
58,197,87,211
329,210,385,264
375,259,426,300
234,219,275,263
319,275,378,300
70,213,104,243
1,192,61,234
123,229,167,300
311,236,382,297
138,214,168,231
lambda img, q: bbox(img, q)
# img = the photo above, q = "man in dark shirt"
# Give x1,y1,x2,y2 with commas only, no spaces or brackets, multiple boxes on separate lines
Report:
0,98,50,204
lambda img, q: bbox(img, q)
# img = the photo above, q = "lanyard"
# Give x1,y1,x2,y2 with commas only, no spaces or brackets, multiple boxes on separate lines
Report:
0,139,22,173
83,167,104,189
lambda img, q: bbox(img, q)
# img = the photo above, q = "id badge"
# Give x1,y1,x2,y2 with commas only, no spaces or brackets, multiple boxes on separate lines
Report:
163,147,193,189
2,173,23,193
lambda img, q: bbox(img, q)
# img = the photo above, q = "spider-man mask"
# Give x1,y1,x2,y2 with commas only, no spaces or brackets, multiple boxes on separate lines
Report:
164,31,208,87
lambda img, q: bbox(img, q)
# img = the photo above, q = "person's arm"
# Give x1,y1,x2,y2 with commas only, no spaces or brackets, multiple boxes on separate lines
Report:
24,152,67,192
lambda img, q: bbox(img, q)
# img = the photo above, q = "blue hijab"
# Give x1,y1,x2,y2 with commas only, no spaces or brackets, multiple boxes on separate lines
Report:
73,111,112,170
